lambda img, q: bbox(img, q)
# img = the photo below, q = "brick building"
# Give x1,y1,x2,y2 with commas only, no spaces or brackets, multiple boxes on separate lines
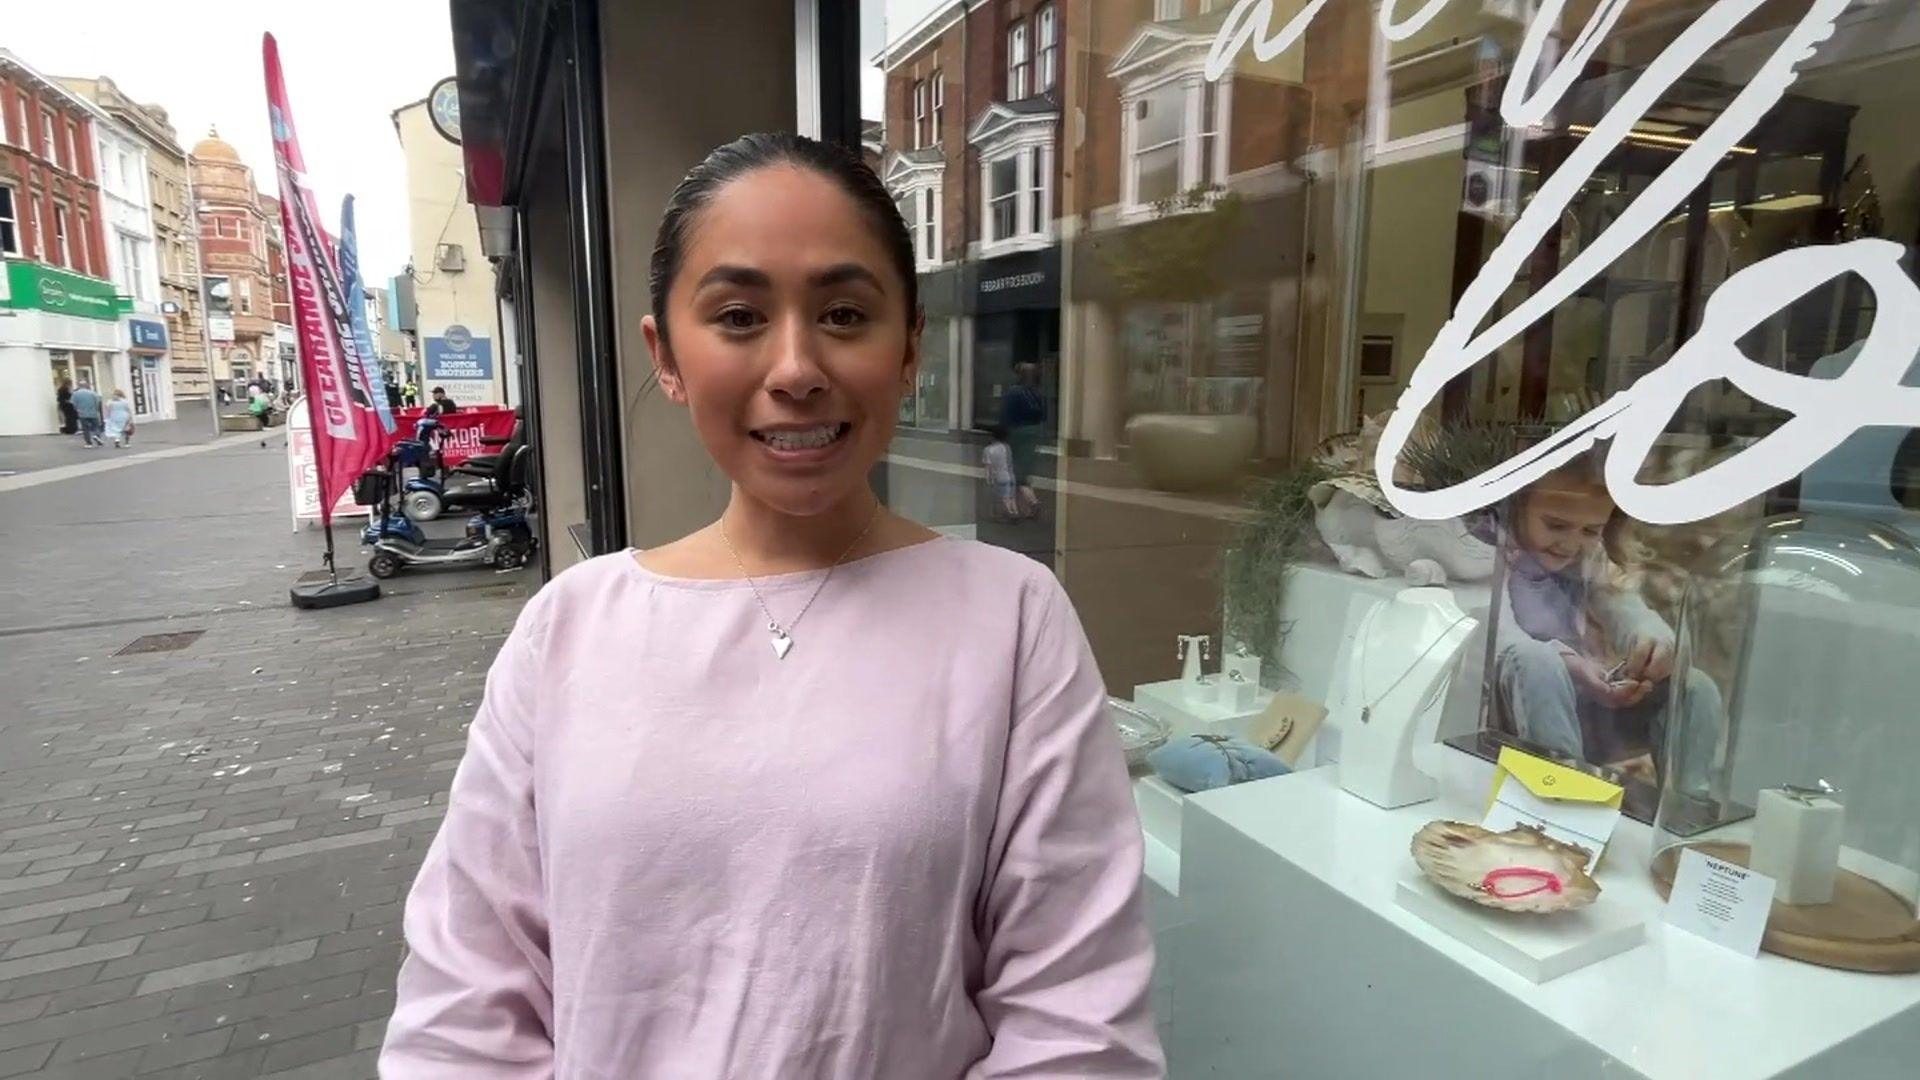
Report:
261,193,298,393
59,76,208,404
190,129,277,399
879,0,1067,437
0,50,124,435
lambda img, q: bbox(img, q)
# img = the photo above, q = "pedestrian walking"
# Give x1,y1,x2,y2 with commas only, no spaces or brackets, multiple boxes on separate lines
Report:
248,384,273,429
403,381,418,407
381,133,1162,1078
70,383,104,447
103,390,135,449
981,423,1020,521
55,379,78,434
1000,362,1045,520
425,386,460,416
385,378,403,410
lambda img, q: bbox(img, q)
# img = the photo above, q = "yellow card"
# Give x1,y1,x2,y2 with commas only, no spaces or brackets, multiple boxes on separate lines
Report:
1483,747,1624,871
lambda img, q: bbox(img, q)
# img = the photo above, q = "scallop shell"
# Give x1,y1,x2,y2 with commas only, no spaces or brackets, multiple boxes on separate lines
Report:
1410,820,1601,913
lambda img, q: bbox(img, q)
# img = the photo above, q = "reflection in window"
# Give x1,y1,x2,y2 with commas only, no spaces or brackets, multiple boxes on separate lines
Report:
1008,21,1030,100
1038,5,1059,92
989,157,1018,241
1132,85,1183,205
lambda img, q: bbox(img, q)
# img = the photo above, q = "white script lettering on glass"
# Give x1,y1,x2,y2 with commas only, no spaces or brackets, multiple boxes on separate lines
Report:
1206,0,1920,525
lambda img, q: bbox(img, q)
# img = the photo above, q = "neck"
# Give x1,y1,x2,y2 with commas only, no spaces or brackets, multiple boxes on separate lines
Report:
720,486,884,573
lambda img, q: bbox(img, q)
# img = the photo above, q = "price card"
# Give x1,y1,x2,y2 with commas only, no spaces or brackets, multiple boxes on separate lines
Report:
1664,848,1778,958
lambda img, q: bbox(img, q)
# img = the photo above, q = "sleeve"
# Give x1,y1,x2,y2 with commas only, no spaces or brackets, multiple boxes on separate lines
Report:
381,593,556,1078
969,580,1165,1078
1591,582,1675,656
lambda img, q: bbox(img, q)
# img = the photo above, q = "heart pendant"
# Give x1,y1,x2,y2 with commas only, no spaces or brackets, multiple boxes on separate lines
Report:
770,631,794,659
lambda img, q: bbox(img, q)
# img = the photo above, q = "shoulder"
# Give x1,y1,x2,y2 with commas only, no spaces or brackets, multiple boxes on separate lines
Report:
509,551,640,640
898,539,1074,633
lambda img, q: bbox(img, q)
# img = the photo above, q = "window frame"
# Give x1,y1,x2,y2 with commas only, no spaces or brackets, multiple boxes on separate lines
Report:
65,119,80,175
1038,5,1060,92
0,184,18,257
239,275,253,315
913,78,928,149
1119,70,1234,217
51,200,71,268
979,141,1054,252
931,71,945,143
1008,20,1031,100
1155,0,1184,20
40,109,56,163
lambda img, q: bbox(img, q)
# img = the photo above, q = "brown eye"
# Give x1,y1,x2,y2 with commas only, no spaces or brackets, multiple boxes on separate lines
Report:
822,305,866,329
716,307,762,332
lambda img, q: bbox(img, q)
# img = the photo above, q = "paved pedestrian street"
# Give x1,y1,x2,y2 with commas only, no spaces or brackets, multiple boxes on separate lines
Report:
0,425,531,1077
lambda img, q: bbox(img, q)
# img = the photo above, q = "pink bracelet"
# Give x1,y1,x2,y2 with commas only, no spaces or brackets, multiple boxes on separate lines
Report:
1478,867,1564,900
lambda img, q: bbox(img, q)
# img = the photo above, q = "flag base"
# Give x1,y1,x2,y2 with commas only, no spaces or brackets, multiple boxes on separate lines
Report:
290,576,382,609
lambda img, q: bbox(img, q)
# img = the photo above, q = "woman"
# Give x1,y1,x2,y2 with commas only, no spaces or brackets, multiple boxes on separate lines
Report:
102,390,134,449
381,133,1162,1078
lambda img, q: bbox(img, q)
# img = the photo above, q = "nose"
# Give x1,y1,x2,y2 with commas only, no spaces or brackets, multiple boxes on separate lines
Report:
765,313,829,402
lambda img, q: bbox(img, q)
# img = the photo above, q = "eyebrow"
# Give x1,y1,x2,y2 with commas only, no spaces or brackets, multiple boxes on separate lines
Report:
691,262,885,293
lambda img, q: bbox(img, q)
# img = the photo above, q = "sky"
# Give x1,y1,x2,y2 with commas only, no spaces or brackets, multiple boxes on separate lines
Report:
864,0,949,118
7,0,458,281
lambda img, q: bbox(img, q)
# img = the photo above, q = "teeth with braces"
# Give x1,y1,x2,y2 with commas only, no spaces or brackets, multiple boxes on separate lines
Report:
761,425,842,451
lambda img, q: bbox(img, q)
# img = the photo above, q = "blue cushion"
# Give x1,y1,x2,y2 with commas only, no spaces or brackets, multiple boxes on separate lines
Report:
1148,734,1292,793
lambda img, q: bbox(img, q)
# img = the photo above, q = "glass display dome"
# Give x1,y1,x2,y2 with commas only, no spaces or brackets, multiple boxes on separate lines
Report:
1649,513,1920,972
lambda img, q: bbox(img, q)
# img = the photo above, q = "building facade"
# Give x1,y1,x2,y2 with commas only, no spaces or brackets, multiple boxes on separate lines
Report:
189,129,277,400
392,97,503,406
59,75,195,412
260,193,297,394
0,50,125,436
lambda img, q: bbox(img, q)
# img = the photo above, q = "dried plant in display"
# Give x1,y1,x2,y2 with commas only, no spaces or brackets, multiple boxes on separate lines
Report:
1410,820,1601,914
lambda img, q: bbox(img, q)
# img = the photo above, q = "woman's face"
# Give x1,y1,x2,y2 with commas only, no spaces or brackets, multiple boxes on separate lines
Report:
1515,483,1614,573
644,166,917,517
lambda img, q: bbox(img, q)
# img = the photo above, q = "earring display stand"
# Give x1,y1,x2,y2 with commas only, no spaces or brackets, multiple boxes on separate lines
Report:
1335,588,1478,809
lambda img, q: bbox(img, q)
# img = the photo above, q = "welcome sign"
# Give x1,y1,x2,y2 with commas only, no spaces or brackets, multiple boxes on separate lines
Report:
1205,0,1920,525
424,323,495,382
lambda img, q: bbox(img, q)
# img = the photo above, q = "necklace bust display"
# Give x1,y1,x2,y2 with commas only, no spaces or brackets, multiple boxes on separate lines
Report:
1337,588,1480,809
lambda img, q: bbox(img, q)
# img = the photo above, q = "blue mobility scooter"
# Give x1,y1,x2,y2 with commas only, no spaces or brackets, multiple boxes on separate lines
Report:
400,413,524,523
358,426,537,579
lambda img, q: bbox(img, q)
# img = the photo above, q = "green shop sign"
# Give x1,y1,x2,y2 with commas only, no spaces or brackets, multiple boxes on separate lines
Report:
2,262,128,322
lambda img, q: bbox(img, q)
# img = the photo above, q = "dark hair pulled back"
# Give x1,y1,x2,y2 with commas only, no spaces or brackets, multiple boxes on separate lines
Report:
648,132,919,345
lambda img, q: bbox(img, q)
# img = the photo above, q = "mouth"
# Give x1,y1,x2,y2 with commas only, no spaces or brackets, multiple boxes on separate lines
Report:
750,422,853,456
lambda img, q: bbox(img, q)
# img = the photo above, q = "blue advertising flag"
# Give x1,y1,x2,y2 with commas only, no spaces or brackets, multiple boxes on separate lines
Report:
338,196,396,435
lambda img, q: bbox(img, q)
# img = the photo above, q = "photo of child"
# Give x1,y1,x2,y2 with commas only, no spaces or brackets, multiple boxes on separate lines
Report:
1487,450,1721,795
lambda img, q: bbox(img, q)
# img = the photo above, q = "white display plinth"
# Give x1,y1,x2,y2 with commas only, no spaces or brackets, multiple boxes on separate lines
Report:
1164,758,1920,1079
1395,874,1646,983
1132,678,1274,741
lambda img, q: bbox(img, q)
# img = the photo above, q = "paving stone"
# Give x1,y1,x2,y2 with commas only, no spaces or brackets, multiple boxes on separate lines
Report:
2,444,526,1073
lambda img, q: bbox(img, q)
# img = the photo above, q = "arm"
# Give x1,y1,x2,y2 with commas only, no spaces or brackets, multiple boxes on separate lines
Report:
381,595,555,1077
970,581,1164,1078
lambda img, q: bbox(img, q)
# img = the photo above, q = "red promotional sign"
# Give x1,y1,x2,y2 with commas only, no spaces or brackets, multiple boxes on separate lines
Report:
390,407,517,469
263,34,384,527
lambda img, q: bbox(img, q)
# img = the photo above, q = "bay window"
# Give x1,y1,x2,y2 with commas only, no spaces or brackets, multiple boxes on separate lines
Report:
1120,74,1232,214
894,184,942,267
981,144,1052,249
1008,21,1030,100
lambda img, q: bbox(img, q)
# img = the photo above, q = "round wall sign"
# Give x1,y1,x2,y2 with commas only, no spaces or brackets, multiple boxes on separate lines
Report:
429,77,462,145
443,323,473,351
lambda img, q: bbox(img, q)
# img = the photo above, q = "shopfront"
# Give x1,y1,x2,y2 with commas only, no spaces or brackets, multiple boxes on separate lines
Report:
123,316,174,422
447,0,1920,1071
0,261,127,435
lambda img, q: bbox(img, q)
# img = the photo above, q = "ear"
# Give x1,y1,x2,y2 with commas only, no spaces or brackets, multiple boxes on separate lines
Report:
901,306,925,392
641,314,687,405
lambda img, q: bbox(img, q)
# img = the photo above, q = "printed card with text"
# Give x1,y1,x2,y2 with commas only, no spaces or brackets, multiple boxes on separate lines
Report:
1483,748,1624,872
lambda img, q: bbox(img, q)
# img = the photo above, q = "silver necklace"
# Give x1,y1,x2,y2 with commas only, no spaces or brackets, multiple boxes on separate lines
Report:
1356,609,1471,723
719,504,882,659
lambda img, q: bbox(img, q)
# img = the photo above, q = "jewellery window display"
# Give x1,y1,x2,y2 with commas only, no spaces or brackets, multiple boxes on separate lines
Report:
1648,514,1920,972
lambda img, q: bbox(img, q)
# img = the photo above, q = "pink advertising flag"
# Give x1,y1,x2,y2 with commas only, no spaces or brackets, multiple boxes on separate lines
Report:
263,33,384,527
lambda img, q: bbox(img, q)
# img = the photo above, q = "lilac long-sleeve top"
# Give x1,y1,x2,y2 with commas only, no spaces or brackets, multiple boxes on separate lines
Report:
380,539,1163,1078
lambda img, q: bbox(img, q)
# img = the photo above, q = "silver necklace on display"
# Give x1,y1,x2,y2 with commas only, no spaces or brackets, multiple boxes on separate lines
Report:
719,504,882,660
1356,611,1472,724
